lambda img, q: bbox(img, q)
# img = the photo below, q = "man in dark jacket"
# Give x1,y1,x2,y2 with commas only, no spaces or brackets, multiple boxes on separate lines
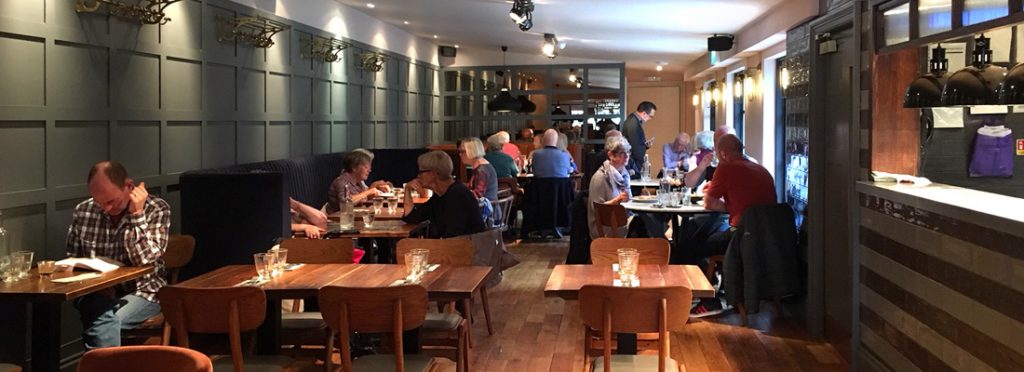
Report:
620,101,656,177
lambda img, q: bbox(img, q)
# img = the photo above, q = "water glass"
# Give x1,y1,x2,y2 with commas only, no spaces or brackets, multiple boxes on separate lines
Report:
373,198,384,214
270,248,288,276
339,211,355,230
411,248,430,273
387,197,399,214
253,253,275,281
681,187,692,206
364,212,376,228
666,192,680,208
13,251,33,279
38,260,56,277
404,252,425,281
0,255,12,282
617,248,639,286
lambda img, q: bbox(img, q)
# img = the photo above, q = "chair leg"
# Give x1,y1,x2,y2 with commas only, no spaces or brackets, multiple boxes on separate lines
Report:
161,322,171,346
461,298,474,348
737,303,748,326
479,287,494,336
324,330,334,372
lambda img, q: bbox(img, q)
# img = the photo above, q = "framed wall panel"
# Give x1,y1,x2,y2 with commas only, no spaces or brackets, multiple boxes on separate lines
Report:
164,57,203,111
205,62,236,114
112,121,161,178
163,121,202,174
0,1,44,24
291,121,312,157
50,121,109,187
113,50,161,110
161,0,203,50
203,121,236,168
237,121,266,164
266,121,291,160
0,122,45,193
313,121,331,154
0,34,45,107
49,42,109,109
238,68,266,113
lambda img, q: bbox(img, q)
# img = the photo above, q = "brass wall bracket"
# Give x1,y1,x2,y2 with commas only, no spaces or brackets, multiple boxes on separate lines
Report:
357,52,388,72
75,0,181,25
216,16,290,48
301,36,351,62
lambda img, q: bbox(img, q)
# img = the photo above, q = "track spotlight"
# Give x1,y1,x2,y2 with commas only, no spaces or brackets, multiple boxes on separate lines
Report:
509,0,534,31
568,69,577,83
542,33,559,59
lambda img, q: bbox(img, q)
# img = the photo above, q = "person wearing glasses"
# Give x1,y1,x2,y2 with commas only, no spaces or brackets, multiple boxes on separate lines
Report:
587,136,632,239
402,151,486,238
620,101,657,177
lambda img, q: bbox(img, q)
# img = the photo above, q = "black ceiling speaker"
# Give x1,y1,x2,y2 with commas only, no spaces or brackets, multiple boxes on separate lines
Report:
941,34,1006,106
708,34,734,52
438,45,457,58
904,45,949,108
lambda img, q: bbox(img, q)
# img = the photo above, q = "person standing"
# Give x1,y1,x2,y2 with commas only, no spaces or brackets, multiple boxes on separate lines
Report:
620,101,657,177
67,161,170,349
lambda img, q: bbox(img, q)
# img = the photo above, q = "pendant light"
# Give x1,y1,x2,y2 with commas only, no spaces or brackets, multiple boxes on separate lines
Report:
551,102,568,116
940,34,1006,106
487,46,522,112
904,44,950,108
516,76,537,113
999,53,1024,104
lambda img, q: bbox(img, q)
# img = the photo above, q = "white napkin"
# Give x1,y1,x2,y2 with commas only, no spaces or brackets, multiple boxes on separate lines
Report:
51,272,102,283
612,278,640,287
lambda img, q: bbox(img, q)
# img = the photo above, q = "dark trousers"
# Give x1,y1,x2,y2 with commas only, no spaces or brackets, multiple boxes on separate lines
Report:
672,213,729,267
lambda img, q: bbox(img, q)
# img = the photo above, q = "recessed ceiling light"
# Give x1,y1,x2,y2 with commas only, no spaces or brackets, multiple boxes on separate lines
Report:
656,65,663,71
433,35,438,39
366,3,375,8
454,44,460,48
403,21,409,25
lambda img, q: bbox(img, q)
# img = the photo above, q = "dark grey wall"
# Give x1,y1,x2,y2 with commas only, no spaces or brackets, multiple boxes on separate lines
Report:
0,1,439,362
920,114,1024,198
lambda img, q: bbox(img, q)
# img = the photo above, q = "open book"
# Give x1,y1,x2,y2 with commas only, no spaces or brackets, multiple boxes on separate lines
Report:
55,257,123,273
870,171,931,186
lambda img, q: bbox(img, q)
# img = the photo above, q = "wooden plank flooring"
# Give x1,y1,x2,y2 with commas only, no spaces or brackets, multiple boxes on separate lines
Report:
463,240,849,372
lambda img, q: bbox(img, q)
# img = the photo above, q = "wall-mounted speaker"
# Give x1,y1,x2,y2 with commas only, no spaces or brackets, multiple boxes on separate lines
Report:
708,34,734,52
438,46,457,58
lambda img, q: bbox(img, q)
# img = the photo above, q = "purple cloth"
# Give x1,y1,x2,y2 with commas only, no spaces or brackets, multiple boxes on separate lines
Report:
969,132,1014,177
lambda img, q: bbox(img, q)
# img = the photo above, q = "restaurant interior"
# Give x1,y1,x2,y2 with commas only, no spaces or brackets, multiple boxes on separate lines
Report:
2,0,1024,371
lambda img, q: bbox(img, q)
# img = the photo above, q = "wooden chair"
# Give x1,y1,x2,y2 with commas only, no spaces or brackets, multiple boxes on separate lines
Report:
396,239,474,370
158,286,295,372
318,285,437,372
592,202,628,238
579,286,692,372
0,364,21,372
589,238,670,265
277,238,356,354
123,234,196,344
77,346,212,372
493,194,516,233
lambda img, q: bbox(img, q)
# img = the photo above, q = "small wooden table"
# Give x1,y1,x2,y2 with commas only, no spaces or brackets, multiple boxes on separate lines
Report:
544,264,714,355
176,263,491,354
0,266,154,372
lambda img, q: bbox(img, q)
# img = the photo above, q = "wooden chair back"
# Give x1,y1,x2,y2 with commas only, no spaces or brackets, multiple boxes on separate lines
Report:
395,238,474,267
589,238,670,265
494,194,516,231
157,286,265,372
592,202,628,238
279,238,355,264
164,235,196,284
77,345,213,372
318,285,429,372
579,286,692,372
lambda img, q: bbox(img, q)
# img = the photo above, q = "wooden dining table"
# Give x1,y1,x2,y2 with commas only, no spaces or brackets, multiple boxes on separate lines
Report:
544,264,714,354
175,263,492,354
0,266,154,372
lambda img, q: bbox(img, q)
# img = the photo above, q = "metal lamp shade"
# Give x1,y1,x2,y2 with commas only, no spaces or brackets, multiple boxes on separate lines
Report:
517,95,536,113
940,65,1006,106
999,63,1024,104
904,73,948,108
551,106,568,116
488,89,522,112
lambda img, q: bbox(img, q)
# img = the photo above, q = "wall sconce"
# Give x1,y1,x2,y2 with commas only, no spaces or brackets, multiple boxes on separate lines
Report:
301,35,351,62
733,79,743,98
358,52,388,72
712,85,721,103
780,67,791,91
744,65,760,101
217,15,291,48
75,0,180,25
692,90,700,106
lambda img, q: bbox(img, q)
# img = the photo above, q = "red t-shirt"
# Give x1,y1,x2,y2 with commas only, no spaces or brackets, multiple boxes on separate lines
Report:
502,143,522,161
704,159,777,227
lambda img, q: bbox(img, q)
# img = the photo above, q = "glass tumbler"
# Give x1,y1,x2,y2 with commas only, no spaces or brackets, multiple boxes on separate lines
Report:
404,252,424,281
0,255,11,282
617,248,639,286
387,197,399,214
38,260,56,277
364,212,375,228
373,198,384,214
13,251,33,279
254,253,275,281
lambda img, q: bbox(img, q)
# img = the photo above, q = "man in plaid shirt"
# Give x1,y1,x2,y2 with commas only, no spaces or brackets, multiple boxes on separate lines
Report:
66,161,170,348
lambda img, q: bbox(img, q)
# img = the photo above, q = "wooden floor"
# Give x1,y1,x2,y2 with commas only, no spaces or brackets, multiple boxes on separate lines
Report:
462,240,849,372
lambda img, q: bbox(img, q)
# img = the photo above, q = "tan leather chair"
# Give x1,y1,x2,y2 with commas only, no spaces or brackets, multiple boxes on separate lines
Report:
592,202,628,238
77,346,212,372
589,238,670,265
579,286,691,372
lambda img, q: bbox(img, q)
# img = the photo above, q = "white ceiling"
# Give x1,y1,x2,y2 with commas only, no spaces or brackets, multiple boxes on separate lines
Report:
335,0,786,73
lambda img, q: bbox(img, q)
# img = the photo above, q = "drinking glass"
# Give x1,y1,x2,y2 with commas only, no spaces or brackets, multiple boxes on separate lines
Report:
0,255,12,282
13,251,33,279
364,212,376,228
254,253,275,281
617,248,639,286
404,252,424,281
411,248,430,273
38,260,56,277
339,211,355,230
271,248,288,275
373,198,384,214
387,197,399,214
681,187,692,206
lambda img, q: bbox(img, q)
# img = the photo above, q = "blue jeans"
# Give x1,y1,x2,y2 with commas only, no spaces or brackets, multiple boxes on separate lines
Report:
74,292,161,349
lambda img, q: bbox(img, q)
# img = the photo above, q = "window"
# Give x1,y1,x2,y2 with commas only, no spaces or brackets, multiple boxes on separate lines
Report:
732,71,745,141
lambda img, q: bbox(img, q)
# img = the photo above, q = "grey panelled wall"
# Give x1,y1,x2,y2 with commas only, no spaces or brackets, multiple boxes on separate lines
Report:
0,0,439,360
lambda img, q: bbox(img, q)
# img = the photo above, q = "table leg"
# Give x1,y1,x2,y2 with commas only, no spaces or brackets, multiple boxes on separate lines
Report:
31,302,62,372
256,299,282,354
616,333,637,354
402,328,420,354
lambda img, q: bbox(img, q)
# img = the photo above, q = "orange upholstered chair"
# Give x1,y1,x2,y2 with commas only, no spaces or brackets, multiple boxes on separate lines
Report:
77,345,212,372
